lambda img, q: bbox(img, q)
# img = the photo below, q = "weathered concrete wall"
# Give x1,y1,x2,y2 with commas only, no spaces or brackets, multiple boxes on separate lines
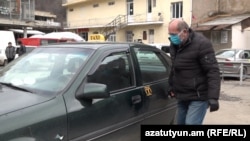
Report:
35,0,66,23
192,0,250,25
219,0,250,15
191,0,219,24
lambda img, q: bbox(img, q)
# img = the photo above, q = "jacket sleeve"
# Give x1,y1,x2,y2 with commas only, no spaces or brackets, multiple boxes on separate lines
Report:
198,39,221,100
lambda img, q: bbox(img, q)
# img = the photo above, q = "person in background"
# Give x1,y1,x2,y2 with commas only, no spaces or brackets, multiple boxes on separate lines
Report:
167,19,221,125
5,42,16,63
18,40,26,56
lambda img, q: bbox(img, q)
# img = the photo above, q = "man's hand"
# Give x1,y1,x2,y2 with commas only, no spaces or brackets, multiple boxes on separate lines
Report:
168,90,175,98
208,99,219,112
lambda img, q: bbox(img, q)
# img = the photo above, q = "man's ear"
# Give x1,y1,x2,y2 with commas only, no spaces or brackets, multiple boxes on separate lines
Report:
183,29,188,33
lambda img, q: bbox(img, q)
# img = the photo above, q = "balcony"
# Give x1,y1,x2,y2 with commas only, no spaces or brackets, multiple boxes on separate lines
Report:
62,0,91,6
64,12,164,29
34,20,61,28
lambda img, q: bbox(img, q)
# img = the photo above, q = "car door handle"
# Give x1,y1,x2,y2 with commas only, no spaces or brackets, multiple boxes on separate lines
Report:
131,95,141,104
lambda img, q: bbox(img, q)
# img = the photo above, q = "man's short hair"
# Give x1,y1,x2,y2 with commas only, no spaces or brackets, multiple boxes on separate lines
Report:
177,20,189,31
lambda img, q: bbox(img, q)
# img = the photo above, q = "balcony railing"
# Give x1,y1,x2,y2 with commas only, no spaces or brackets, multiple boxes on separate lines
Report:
64,12,164,29
219,61,250,85
0,17,61,28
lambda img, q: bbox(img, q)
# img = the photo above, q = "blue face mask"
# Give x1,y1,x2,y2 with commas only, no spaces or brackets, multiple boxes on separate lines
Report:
170,34,181,45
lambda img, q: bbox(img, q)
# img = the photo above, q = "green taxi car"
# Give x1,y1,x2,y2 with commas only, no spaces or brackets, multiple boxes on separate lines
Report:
0,42,176,141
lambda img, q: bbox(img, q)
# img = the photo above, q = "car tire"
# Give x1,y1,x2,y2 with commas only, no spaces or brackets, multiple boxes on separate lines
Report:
4,60,8,66
1,60,7,66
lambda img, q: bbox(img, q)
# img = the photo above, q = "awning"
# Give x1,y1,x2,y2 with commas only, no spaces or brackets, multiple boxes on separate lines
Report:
192,14,250,31
9,29,45,35
35,11,56,18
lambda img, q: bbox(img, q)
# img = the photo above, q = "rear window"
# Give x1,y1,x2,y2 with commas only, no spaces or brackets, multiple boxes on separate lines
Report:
215,50,239,57
133,48,169,84
161,46,170,53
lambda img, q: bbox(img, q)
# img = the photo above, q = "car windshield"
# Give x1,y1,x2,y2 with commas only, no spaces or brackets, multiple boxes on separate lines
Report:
215,49,240,57
0,47,93,96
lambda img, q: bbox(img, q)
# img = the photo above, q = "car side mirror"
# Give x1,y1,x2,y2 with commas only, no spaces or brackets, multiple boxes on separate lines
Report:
76,83,110,100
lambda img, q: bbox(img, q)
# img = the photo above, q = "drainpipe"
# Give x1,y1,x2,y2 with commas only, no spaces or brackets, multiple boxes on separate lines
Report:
23,27,27,38
217,0,220,13
9,0,12,19
190,0,193,26
29,0,30,20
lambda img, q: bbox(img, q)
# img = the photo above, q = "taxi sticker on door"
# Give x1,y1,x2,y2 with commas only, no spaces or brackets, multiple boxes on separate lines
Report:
144,85,152,96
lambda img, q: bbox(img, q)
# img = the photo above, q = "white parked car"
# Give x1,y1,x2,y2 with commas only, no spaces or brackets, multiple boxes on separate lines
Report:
0,30,17,66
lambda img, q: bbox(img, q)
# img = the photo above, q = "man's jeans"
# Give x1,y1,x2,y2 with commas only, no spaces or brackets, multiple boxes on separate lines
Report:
176,100,208,125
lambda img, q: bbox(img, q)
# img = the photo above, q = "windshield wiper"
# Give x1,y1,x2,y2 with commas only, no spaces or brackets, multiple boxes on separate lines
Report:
0,82,33,93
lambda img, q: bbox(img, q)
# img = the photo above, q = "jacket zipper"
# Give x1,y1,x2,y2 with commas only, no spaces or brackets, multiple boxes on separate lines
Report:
194,78,200,97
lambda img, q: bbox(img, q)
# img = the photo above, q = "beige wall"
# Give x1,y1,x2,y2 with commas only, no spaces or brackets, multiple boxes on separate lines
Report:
232,23,250,49
67,0,126,27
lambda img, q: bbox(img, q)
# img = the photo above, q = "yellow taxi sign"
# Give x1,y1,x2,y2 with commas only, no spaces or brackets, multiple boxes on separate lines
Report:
89,34,105,42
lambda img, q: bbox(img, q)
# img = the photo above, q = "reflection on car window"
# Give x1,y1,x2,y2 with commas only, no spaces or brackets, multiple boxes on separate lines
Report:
88,52,133,91
134,48,169,84
0,48,93,95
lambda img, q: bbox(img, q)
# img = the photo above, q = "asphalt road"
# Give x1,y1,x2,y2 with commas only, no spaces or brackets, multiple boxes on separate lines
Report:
204,78,250,124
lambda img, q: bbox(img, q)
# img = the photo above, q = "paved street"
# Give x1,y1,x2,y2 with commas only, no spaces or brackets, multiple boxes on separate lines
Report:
204,78,250,124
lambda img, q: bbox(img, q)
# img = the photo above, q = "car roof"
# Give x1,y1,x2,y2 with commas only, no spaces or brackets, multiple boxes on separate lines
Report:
39,42,155,50
218,48,250,51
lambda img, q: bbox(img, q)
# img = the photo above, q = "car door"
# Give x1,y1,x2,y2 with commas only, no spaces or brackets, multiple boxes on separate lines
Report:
131,45,177,125
64,46,146,141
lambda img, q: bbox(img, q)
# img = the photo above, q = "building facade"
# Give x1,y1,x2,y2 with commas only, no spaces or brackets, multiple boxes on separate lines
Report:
0,0,64,39
62,0,192,44
35,0,66,26
191,0,250,51
63,0,250,51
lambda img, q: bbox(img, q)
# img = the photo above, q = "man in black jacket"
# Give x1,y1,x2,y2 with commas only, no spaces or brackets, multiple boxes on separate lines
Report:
17,40,26,56
168,19,221,125
5,42,16,63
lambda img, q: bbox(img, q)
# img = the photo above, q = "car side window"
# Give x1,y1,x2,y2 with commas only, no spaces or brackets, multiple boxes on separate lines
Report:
134,48,169,84
88,52,133,91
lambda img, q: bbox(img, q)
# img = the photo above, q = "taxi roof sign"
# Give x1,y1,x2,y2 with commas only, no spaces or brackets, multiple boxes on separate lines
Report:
89,34,105,42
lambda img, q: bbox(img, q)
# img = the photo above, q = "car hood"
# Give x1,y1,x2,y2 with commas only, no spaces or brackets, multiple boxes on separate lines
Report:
0,86,52,116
